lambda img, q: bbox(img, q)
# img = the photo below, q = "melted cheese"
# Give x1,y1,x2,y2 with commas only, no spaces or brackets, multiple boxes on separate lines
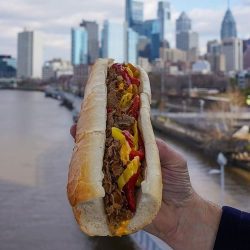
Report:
114,220,130,236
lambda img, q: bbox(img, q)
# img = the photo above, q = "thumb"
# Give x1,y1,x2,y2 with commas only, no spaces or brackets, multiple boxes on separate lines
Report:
156,138,186,169
156,138,193,205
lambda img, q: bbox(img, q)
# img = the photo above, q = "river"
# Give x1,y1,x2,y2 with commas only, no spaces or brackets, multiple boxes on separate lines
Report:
0,90,249,250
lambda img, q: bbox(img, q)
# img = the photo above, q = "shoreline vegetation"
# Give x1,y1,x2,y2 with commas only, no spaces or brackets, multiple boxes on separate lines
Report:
152,117,250,178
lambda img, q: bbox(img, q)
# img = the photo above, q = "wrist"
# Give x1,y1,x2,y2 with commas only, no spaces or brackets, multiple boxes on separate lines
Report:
165,193,222,250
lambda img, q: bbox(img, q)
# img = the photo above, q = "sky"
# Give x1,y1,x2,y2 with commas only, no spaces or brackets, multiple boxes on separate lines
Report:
0,0,250,61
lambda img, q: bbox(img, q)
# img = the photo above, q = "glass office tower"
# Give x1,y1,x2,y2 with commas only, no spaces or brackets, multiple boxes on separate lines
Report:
126,0,144,27
80,20,99,64
71,27,88,65
157,1,171,42
127,28,139,64
221,8,237,40
101,21,125,62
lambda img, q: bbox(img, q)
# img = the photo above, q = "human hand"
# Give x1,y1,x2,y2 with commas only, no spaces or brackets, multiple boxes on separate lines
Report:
70,125,221,249
144,138,194,237
145,139,222,250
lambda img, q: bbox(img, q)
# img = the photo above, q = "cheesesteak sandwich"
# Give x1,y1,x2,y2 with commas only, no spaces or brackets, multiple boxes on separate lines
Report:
67,58,162,236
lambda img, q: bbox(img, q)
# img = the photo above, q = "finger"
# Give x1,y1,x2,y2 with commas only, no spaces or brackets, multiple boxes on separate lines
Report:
70,124,77,139
156,138,186,167
156,138,193,204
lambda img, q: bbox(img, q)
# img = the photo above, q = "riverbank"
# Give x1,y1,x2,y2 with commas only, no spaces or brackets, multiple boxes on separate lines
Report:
152,116,250,179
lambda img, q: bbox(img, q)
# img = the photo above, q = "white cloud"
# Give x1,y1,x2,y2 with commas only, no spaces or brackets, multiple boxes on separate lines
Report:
0,0,249,61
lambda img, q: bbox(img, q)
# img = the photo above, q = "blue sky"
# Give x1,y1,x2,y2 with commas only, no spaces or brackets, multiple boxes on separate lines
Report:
173,0,229,11
0,0,249,61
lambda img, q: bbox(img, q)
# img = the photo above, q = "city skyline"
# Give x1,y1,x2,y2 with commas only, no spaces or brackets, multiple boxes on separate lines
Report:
1,0,250,60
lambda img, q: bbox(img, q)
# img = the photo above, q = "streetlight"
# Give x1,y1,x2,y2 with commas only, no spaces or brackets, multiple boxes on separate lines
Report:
199,99,205,113
188,71,193,97
217,152,227,205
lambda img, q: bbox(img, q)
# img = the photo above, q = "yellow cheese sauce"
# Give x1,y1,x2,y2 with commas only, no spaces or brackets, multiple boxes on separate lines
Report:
114,220,130,236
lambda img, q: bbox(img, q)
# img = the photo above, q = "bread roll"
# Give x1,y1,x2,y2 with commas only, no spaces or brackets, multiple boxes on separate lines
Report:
67,58,162,236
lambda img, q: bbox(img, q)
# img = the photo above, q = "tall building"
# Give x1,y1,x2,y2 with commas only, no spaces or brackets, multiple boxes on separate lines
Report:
71,27,88,65
243,39,250,53
137,36,151,58
126,28,139,64
187,47,199,63
17,30,43,79
126,0,144,27
0,55,16,78
207,40,221,54
206,40,225,73
80,20,99,64
176,31,199,52
101,21,125,62
143,19,160,38
150,33,161,61
176,12,199,55
222,38,243,72
221,8,237,40
141,19,161,61
176,12,191,33
157,1,171,43
243,44,250,70
207,53,226,73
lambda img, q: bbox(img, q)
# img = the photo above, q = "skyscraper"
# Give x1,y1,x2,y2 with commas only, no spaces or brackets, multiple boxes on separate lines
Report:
243,39,250,53
101,21,125,62
207,40,221,55
137,36,151,58
143,20,160,38
176,12,191,33
80,20,99,64
71,27,88,65
221,8,237,40
126,0,144,28
126,28,139,64
157,1,171,43
176,12,199,55
222,38,243,72
206,40,225,73
176,31,199,52
243,45,250,70
142,19,161,61
17,30,43,79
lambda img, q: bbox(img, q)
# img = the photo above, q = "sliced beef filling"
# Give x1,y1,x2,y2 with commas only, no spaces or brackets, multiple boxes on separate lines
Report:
102,68,135,232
